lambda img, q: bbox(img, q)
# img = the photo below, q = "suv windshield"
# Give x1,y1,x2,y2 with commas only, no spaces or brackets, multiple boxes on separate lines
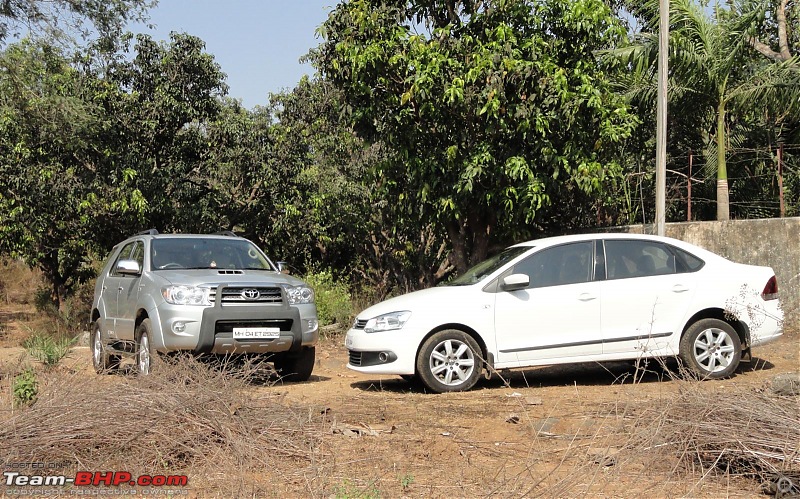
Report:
151,238,274,271
442,246,531,286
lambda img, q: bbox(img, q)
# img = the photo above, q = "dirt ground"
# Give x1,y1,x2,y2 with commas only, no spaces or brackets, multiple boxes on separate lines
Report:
1,304,798,498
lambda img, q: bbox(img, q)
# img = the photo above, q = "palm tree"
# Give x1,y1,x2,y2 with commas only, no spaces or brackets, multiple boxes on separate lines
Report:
611,0,799,220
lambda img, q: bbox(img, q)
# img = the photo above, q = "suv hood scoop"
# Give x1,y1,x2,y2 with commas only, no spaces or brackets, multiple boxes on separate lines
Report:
216,269,244,275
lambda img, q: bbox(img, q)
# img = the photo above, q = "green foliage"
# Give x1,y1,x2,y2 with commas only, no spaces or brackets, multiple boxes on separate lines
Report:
304,271,354,328
313,0,638,272
333,479,380,499
0,40,145,308
0,33,227,309
610,0,800,220
23,332,75,366
398,473,415,491
12,368,37,408
0,0,153,47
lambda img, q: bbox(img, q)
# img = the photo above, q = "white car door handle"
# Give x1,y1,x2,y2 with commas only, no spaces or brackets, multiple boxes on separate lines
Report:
672,284,689,293
578,293,597,302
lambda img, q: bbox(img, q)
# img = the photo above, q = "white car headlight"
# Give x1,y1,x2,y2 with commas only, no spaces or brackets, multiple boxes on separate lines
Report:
162,286,210,306
364,311,412,333
284,285,315,304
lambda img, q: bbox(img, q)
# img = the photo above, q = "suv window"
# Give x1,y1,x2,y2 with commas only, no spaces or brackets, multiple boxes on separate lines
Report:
605,240,675,279
130,241,144,270
110,241,138,277
151,238,274,270
512,241,593,288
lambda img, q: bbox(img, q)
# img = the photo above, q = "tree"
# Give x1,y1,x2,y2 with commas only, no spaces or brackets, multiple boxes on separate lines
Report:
0,32,227,309
313,0,638,273
0,0,154,48
613,0,800,220
748,0,795,62
0,41,146,308
108,33,228,231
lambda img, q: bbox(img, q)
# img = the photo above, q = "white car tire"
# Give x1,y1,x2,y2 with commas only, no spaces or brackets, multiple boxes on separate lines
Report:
416,330,482,393
679,318,741,379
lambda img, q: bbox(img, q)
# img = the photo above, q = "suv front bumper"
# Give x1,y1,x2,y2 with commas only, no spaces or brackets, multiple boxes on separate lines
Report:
152,285,318,354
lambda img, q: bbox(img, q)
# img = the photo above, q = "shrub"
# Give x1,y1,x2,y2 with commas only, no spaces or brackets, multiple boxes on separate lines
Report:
22,332,75,366
304,270,354,328
13,368,38,408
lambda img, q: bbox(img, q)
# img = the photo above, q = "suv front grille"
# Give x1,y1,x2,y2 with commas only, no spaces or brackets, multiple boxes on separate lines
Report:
348,350,362,366
209,286,283,304
353,319,368,330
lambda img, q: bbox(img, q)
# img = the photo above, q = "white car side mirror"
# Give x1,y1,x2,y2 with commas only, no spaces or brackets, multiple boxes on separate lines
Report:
501,273,529,291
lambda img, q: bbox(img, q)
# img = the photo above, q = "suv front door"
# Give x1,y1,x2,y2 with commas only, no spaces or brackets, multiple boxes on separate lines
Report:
115,240,145,341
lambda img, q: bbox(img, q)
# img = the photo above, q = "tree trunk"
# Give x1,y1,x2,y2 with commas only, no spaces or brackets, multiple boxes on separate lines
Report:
445,219,469,274
445,208,496,275
716,99,730,220
749,0,792,61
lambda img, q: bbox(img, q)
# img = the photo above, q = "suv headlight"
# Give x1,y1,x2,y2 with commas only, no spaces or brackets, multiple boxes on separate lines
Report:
284,285,315,305
364,311,411,333
162,286,210,306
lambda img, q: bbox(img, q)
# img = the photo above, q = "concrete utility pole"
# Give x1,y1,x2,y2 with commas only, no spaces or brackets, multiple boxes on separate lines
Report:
655,0,669,236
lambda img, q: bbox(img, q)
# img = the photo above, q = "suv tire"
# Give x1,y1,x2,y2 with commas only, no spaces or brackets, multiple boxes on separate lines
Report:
274,347,315,382
135,319,154,376
91,321,120,374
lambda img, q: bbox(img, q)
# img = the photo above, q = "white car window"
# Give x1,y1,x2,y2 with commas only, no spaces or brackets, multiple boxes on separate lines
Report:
512,241,593,288
605,240,675,279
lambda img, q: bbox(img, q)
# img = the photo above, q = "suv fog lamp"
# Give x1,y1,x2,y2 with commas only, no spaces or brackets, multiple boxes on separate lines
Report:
172,321,186,333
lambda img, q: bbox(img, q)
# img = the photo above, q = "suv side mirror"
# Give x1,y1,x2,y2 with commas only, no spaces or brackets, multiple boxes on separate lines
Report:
501,273,529,292
116,259,141,276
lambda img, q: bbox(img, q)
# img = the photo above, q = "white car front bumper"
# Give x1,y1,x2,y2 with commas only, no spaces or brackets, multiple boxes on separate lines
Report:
344,327,422,375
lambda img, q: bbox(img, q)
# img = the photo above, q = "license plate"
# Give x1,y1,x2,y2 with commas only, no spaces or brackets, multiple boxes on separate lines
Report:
233,327,280,339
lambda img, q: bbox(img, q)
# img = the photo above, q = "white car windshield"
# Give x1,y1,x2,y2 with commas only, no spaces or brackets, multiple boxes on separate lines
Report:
151,238,274,271
442,246,531,286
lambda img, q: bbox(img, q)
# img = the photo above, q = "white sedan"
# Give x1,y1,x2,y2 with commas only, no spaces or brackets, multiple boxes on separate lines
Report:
345,233,783,392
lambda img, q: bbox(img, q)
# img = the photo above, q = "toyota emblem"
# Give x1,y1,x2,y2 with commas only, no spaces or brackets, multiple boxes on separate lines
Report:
241,288,260,300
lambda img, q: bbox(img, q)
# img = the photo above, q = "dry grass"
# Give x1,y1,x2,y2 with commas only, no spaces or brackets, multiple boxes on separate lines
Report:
627,381,800,493
0,356,327,495
523,363,800,498
0,259,42,305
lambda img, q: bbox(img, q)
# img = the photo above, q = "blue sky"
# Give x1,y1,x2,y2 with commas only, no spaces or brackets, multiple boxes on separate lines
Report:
129,0,336,109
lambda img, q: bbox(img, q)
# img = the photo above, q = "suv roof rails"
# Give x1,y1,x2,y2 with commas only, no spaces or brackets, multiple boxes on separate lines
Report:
136,229,160,236
213,230,239,237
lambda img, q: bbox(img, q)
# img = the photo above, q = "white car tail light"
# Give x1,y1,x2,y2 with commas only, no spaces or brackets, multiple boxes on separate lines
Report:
761,276,779,301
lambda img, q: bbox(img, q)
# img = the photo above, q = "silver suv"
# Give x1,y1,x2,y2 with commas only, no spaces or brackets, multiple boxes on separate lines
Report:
90,230,319,380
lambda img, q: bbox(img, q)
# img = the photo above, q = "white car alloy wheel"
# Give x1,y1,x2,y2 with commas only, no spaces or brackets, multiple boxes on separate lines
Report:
680,318,742,379
417,330,482,393
693,328,736,373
